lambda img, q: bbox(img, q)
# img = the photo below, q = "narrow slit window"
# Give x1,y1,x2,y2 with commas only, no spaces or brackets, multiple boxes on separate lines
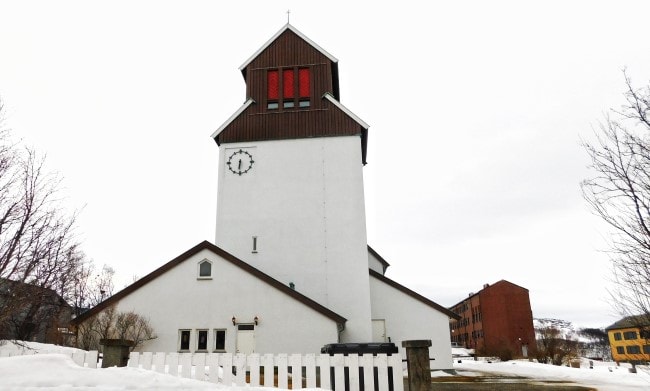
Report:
252,236,258,253
215,329,226,351
197,330,208,351
179,330,191,351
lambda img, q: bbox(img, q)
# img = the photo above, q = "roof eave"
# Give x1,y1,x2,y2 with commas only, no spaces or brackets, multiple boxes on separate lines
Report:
369,269,460,320
211,98,255,142
71,241,347,326
322,93,369,129
239,23,338,77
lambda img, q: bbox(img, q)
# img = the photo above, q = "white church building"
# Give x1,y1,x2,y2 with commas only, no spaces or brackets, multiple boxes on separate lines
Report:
72,24,459,370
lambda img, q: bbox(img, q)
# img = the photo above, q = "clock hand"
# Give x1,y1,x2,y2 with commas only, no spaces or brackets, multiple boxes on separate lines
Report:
238,159,242,169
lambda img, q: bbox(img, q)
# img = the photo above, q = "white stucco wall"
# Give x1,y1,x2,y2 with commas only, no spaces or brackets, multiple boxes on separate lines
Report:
367,250,385,275
89,248,340,354
369,275,454,370
215,136,372,342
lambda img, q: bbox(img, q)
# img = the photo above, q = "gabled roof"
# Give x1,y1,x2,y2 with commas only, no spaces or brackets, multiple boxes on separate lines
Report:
322,93,369,129
606,315,650,331
71,241,346,325
448,279,529,309
369,269,460,320
239,23,338,76
211,98,255,139
0,278,71,309
367,245,390,274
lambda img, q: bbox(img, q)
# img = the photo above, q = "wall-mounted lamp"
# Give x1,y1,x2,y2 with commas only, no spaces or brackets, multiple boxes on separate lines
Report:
232,316,236,326
254,316,259,325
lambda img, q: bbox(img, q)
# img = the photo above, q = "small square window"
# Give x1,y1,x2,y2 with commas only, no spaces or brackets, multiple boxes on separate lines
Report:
267,102,279,110
614,332,622,341
283,101,295,108
616,346,624,354
626,345,641,354
197,329,208,351
299,100,310,108
179,330,191,351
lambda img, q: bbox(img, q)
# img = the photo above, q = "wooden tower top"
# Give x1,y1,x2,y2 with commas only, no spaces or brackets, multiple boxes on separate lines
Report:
212,24,369,164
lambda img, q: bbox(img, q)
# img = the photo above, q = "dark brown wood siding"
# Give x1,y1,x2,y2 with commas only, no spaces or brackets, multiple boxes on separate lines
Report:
245,29,335,114
215,26,368,163
217,98,364,144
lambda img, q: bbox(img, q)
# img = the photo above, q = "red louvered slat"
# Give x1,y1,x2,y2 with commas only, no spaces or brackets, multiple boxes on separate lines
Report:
299,68,310,98
268,70,279,100
283,69,294,98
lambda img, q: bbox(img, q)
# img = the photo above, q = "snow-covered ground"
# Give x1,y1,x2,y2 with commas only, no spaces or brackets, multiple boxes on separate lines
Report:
452,358,650,391
1,341,650,390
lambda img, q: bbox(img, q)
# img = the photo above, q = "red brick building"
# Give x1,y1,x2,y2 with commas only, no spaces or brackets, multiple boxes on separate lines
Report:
449,280,535,358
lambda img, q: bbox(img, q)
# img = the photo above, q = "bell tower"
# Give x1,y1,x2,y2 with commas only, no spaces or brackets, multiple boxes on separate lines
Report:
212,24,372,342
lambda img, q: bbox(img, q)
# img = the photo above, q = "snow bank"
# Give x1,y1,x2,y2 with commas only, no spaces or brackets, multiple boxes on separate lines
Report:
0,353,227,390
454,359,650,390
0,340,86,355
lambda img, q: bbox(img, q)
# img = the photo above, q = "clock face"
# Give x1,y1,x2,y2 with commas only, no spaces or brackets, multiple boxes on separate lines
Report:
227,149,254,175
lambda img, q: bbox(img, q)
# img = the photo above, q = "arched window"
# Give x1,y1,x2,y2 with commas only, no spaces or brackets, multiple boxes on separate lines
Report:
198,260,212,279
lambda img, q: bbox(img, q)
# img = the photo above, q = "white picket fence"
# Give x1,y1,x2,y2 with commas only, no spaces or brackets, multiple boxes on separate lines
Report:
127,352,404,391
1,349,404,391
0,349,99,368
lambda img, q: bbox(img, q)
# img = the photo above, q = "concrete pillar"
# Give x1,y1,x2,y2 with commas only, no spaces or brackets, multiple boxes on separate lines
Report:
100,339,134,368
402,340,431,391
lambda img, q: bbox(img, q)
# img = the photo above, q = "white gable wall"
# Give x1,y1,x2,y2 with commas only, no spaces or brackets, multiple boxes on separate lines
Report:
368,250,385,275
93,248,339,354
369,275,454,370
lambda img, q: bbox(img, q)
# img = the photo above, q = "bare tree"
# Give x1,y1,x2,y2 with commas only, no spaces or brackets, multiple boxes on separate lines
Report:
535,318,579,366
114,311,156,350
582,71,650,320
0,99,87,343
76,305,156,351
577,327,611,360
88,264,115,306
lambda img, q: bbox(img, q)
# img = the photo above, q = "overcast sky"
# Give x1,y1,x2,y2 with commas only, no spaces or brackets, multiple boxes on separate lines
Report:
2,0,650,328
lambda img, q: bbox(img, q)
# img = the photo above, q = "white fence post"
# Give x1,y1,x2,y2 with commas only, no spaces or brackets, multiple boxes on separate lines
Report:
180,353,192,378
193,353,206,380
234,353,247,386
388,354,404,391
318,354,331,390
86,350,98,369
128,351,140,368
277,353,288,389
262,353,274,387
167,352,179,376
221,353,233,385
304,353,316,388
289,353,302,390
249,353,261,386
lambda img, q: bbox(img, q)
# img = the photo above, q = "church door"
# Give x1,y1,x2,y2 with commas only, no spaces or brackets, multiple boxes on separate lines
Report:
236,324,255,354
372,319,387,342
